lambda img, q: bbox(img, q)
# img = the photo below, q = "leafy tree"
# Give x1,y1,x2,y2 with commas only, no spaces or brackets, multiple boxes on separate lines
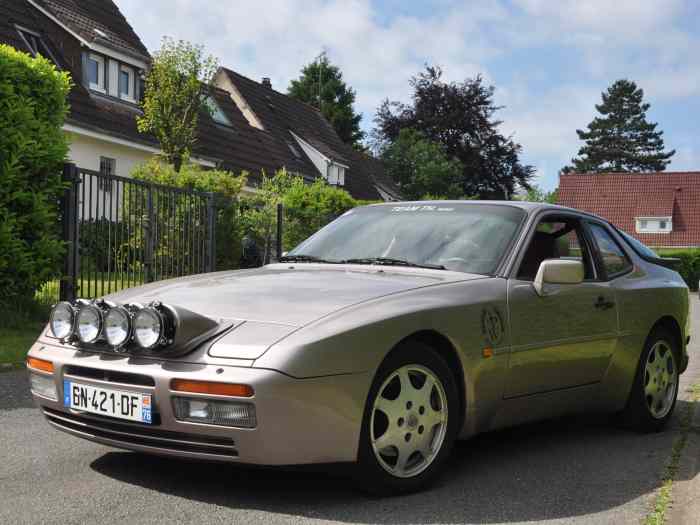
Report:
522,184,559,204
0,45,71,303
374,66,534,199
288,52,365,148
137,38,218,171
564,79,675,173
381,129,464,199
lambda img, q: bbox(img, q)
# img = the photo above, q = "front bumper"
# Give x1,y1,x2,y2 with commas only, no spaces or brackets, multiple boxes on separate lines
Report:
27,341,371,465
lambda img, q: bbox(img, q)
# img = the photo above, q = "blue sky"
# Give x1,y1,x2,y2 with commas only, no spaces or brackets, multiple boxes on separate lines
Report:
119,0,699,191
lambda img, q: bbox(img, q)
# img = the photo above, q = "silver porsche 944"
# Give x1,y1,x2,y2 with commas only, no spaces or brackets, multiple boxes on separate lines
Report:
27,201,690,494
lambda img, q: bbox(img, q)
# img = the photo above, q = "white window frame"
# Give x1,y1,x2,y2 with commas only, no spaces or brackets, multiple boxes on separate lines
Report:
118,64,135,102
88,53,105,93
635,216,672,234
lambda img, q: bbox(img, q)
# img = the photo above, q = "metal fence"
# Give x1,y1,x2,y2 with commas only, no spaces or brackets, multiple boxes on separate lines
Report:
58,163,220,302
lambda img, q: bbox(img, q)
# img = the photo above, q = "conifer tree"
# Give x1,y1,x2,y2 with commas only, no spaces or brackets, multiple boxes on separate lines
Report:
288,52,364,148
564,79,675,173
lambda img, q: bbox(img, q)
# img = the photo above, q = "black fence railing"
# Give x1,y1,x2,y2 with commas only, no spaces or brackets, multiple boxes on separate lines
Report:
59,163,222,302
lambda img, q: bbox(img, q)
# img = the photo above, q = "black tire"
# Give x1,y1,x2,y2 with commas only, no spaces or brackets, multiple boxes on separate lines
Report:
622,327,680,433
354,341,460,496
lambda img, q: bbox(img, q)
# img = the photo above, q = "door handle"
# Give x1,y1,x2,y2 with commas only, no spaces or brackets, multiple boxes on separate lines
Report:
594,296,615,310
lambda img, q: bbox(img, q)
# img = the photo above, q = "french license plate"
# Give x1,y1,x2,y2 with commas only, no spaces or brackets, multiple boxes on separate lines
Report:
63,380,152,424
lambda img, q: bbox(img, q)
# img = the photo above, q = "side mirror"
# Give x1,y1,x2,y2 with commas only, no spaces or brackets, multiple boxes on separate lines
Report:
533,259,584,297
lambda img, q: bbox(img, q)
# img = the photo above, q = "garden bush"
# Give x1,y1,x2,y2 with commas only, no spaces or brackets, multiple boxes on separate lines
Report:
131,158,247,270
241,170,361,264
656,248,700,291
0,45,71,306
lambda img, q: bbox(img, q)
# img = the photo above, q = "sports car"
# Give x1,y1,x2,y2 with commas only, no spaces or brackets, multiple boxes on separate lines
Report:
27,201,690,494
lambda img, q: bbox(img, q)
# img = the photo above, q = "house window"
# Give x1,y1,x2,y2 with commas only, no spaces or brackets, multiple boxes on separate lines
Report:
88,53,105,92
119,64,135,101
99,157,116,193
635,217,672,234
16,27,56,62
206,96,232,126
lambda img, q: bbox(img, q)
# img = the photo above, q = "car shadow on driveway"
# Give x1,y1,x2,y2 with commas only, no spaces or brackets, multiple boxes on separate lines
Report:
90,402,698,524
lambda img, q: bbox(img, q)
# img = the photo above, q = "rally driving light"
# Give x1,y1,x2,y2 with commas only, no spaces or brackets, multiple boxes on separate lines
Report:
49,302,74,339
133,308,163,349
76,304,102,343
104,306,131,347
173,397,257,428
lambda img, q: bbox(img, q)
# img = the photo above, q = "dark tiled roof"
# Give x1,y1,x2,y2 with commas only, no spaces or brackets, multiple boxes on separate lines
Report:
33,0,149,59
220,68,395,200
557,172,700,247
3,0,398,200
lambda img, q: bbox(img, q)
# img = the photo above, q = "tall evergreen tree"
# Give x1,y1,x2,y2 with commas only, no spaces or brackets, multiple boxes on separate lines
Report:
288,52,365,148
374,66,534,199
564,79,675,173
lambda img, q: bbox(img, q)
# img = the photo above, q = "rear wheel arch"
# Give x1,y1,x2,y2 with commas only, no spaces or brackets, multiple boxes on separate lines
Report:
649,316,682,363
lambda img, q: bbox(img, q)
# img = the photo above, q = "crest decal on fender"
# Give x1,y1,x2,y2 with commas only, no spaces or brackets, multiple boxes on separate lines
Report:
481,306,504,346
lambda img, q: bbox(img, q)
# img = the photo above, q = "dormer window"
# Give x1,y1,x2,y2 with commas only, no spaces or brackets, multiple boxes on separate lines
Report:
635,217,672,234
16,26,57,63
83,51,141,104
87,53,105,92
119,64,135,102
206,96,233,127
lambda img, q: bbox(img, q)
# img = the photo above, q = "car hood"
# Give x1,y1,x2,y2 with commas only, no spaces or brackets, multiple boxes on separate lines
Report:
106,264,483,327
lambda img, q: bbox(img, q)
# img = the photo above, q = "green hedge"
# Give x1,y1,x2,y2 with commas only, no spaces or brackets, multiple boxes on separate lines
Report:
655,248,700,291
0,45,71,304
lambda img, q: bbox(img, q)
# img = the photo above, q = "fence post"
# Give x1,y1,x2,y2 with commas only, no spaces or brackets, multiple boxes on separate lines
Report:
59,163,79,302
276,202,283,260
206,192,217,272
144,185,155,283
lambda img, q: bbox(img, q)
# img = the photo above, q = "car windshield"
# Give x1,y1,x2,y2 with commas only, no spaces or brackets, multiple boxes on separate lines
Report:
287,203,526,274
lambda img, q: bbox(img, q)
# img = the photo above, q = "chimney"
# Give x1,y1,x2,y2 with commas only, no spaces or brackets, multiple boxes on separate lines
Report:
261,77,271,88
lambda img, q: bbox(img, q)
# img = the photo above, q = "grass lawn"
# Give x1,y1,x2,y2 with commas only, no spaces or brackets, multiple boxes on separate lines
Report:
0,321,45,366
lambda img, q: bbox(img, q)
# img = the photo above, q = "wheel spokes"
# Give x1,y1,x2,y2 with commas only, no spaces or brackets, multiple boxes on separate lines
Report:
643,341,677,419
371,364,449,478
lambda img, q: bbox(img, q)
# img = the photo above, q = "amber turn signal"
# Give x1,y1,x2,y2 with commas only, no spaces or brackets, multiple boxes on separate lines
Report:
170,379,254,397
27,357,54,373
482,347,494,359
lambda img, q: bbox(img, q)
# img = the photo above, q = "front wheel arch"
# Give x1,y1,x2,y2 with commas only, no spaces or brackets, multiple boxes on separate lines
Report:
389,330,466,432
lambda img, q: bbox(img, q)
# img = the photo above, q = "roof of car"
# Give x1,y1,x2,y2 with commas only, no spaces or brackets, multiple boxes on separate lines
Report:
366,200,613,222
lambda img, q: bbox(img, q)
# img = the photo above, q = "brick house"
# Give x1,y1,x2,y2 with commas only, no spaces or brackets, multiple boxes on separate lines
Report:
1,0,397,201
557,172,700,248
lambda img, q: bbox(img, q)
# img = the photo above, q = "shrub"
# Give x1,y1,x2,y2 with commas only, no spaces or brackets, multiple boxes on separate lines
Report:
656,248,700,291
131,158,247,270
0,45,71,304
240,170,360,263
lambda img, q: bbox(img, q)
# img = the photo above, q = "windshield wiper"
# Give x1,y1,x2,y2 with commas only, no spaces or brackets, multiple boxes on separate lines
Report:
342,257,446,270
278,254,341,264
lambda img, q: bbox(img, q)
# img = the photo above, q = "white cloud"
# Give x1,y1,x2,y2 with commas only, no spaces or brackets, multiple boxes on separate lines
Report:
116,0,699,190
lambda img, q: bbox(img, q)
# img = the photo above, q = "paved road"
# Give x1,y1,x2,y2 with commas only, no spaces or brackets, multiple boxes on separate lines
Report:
2,305,699,525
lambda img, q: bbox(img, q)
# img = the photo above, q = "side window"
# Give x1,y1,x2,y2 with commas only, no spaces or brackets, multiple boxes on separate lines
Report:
517,217,594,281
587,223,632,278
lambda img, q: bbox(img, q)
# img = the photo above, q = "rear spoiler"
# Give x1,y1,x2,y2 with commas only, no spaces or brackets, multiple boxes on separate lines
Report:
644,256,680,270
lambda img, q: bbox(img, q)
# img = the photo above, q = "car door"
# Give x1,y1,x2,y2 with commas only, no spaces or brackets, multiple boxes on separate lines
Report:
504,213,620,398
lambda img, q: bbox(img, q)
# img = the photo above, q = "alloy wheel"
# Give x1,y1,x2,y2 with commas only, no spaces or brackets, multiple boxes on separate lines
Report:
643,340,677,419
370,364,449,478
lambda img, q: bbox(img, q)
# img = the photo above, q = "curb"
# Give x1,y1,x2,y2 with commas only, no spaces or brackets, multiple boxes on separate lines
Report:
668,397,700,525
